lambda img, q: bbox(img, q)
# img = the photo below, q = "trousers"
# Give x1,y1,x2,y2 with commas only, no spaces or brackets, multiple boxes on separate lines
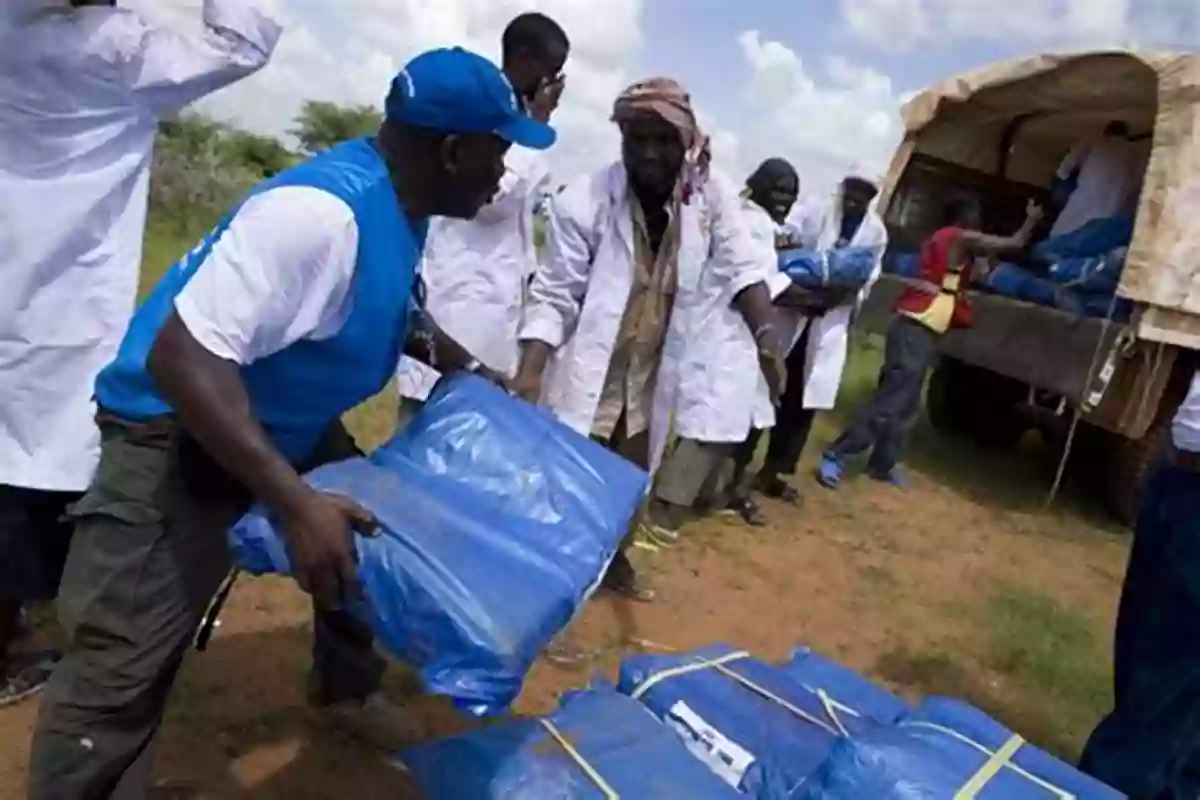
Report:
1079,459,1200,799
27,413,384,799
826,315,937,472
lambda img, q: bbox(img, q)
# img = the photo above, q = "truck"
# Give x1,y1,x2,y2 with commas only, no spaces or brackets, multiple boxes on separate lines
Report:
859,51,1200,526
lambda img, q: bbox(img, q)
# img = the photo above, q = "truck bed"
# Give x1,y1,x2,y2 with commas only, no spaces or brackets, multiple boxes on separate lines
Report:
856,274,1172,438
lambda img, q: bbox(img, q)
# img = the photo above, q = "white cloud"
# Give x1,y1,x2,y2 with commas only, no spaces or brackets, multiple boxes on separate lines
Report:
840,0,1197,51
124,0,643,182
730,30,903,196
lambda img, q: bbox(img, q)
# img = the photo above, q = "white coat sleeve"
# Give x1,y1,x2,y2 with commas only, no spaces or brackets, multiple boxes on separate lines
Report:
1056,144,1088,179
519,176,595,349
705,171,767,300
120,0,282,117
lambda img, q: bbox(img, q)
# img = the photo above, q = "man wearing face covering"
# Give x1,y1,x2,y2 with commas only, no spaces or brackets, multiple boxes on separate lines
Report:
512,78,785,600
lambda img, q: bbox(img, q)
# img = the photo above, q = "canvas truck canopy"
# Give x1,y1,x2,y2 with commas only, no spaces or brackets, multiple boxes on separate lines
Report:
878,51,1200,348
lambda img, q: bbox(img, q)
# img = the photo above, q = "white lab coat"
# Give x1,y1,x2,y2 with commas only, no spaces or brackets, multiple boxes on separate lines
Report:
396,148,549,401
788,194,888,411
521,162,763,474
0,0,281,491
1050,136,1149,238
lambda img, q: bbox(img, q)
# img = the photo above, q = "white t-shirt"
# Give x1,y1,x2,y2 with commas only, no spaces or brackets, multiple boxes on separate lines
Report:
1172,370,1200,453
174,186,359,365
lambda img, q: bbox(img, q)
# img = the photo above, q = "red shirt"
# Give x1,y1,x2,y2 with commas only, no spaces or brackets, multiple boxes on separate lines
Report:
895,226,976,330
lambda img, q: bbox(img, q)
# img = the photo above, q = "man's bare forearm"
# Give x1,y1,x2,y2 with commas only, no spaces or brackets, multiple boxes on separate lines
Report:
147,314,311,517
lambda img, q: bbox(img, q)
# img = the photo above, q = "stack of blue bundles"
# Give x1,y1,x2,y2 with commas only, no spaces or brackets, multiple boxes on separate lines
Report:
798,697,1124,799
982,263,1059,307
884,249,922,279
617,644,905,798
779,647,910,727
1033,215,1135,263
1049,251,1125,296
779,247,877,290
228,374,649,715
401,687,742,798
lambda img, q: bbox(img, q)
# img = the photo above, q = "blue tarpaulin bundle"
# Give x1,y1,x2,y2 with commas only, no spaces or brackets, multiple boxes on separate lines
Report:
1033,215,1135,263
981,264,1059,307
779,247,877,290
779,648,910,727
1048,249,1126,295
401,687,743,798
797,697,1124,799
228,374,649,715
883,249,921,279
617,644,908,798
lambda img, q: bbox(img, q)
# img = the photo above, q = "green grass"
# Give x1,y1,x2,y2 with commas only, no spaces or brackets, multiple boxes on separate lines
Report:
876,583,1111,760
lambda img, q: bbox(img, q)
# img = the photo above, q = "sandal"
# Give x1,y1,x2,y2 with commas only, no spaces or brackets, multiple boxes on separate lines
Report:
0,649,59,709
757,475,802,505
727,497,768,527
602,558,656,603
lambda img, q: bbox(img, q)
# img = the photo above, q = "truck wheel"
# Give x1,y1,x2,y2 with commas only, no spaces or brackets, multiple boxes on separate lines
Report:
925,358,974,437
1106,425,1167,529
926,358,1027,449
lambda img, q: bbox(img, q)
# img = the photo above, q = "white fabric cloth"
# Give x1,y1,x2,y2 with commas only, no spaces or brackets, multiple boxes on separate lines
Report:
0,0,281,491
1172,370,1200,453
1050,136,1149,238
396,148,549,400
743,200,789,432
668,196,779,444
175,187,357,366
521,162,762,473
786,192,888,411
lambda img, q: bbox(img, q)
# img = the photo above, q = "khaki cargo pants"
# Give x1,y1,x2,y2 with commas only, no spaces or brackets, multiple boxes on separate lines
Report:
27,413,384,799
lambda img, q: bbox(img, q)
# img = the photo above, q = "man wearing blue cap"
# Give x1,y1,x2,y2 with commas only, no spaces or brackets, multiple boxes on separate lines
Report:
26,47,554,798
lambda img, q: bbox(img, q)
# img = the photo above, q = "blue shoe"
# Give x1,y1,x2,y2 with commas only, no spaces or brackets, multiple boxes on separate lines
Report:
816,455,844,489
868,466,905,487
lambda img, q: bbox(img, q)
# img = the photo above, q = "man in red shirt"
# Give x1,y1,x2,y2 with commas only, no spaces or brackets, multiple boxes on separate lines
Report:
817,195,1043,487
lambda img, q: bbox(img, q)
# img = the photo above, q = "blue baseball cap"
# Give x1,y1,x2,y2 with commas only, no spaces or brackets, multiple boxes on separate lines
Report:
385,47,555,151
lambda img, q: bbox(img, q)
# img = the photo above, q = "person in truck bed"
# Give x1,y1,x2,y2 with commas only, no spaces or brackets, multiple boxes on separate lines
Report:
816,195,1044,488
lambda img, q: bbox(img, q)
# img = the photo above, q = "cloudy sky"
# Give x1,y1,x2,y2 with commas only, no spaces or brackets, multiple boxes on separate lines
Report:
130,0,1198,194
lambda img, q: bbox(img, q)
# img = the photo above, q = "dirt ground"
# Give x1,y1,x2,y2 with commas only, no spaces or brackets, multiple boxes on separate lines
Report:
0,404,1130,799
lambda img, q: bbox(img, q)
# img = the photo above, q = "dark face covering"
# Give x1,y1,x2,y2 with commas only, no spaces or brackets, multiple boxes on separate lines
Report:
838,177,878,244
746,158,799,224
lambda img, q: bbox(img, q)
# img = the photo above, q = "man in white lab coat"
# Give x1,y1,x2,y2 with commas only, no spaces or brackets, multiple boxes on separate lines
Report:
1049,120,1148,239
647,158,799,533
747,175,887,504
512,78,785,600
396,12,569,419
0,0,280,707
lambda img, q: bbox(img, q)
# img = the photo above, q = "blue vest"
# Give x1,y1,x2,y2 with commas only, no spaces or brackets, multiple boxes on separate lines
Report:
96,138,425,462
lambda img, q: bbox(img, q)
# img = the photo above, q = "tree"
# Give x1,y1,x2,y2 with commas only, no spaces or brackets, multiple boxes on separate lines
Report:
225,130,295,177
291,100,383,154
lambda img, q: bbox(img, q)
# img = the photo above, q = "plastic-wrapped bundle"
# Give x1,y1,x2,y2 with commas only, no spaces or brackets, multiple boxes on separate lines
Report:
401,687,743,798
884,249,922,279
779,648,910,727
1048,248,1126,295
1057,289,1135,324
779,247,878,290
228,374,649,715
617,644,906,798
1033,215,1135,263
981,264,1059,307
797,698,1123,799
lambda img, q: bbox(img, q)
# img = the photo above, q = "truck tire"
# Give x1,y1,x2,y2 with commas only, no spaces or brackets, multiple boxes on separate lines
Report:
926,358,1027,449
1106,425,1168,529
925,358,975,437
